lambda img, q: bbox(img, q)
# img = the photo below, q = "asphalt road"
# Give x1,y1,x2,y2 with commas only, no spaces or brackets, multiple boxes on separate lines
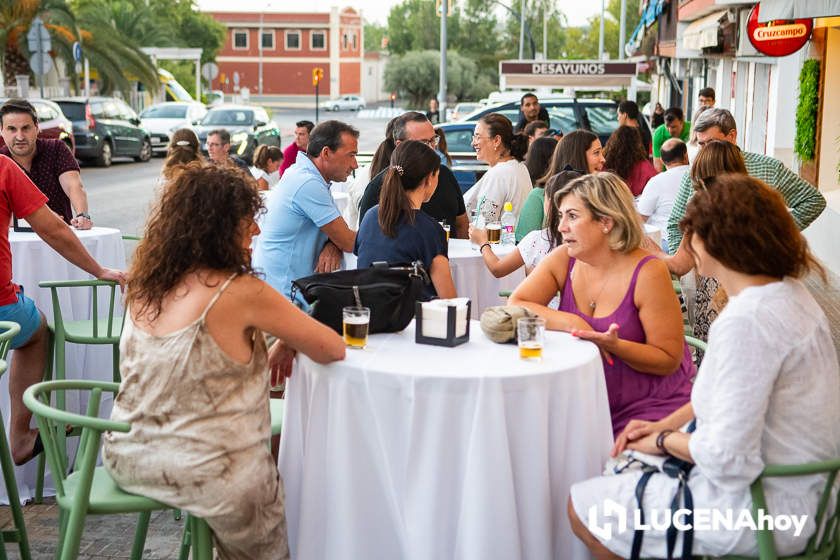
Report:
82,109,390,234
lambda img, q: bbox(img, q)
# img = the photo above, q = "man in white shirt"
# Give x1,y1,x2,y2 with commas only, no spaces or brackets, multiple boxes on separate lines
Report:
636,138,688,251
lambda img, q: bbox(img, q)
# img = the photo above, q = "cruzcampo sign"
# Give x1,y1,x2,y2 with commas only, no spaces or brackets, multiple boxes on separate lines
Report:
747,3,813,57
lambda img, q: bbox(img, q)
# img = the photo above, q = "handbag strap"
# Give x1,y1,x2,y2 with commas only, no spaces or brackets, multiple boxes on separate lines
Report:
630,468,657,560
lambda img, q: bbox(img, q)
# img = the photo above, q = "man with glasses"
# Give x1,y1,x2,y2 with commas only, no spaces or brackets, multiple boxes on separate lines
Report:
665,108,826,253
206,129,249,171
358,112,468,238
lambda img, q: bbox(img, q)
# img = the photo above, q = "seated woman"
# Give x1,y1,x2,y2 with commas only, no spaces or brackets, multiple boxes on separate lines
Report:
354,140,456,300
470,170,580,278
509,172,694,435
250,144,283,191
102,163,345,560
568,174,840,558
603,124,658,197
515,129,606,242
463,113,532,223
161,128,203,184
661,140,748,341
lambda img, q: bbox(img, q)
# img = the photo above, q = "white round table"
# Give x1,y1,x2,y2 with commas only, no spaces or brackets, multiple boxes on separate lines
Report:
344,238,525,315
279,321,613,560
4,227,126,504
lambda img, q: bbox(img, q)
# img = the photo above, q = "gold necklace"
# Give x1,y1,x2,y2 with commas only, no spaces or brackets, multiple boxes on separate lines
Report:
586,269,611,311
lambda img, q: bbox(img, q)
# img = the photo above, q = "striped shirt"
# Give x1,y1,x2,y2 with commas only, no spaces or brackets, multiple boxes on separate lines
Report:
666,150,827,253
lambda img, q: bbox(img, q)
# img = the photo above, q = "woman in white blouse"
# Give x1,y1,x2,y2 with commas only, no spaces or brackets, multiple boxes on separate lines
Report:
568,173,840,558
469,169,581,279
463,113,532,222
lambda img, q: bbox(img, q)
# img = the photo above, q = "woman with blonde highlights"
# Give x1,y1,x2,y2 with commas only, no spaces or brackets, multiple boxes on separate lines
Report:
102,162,345,559
569,174,839,559
510,172,694,435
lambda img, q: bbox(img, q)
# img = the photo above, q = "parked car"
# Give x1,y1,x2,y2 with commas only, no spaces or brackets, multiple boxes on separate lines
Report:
458,97,638,147
140,101,208,156
54,96,152,166
435,98,644,192
0,98,76,154
192,104,281,164
450,102,482,121
321,95,366,112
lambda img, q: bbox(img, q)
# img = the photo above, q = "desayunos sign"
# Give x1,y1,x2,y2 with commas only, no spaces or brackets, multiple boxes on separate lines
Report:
500,61,638,77
747,3,813,57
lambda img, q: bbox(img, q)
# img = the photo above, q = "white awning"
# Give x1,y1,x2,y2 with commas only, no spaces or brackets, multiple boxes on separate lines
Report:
682,10,730,50
757,0,840,22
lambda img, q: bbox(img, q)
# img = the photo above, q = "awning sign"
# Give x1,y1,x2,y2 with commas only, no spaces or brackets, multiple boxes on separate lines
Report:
500,61,637,77
748,3,813,56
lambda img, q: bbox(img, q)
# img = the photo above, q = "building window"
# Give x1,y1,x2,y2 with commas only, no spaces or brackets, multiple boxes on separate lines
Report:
261,30,274,50
233,29,248,50
311,30,326,50
286,30,301,50
343,33,349,50
351,32,357,51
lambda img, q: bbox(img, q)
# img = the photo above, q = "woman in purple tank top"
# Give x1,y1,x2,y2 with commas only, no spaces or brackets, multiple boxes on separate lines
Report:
510,172,694,436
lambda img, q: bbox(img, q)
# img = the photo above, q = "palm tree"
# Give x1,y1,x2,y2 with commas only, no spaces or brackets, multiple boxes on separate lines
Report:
0,0,159,96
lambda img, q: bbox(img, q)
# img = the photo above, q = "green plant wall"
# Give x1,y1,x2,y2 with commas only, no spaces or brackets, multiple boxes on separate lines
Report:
794,59,820,162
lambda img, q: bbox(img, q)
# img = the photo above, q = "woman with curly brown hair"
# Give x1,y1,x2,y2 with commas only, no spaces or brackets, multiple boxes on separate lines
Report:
101,163,345,560
604,124,657,196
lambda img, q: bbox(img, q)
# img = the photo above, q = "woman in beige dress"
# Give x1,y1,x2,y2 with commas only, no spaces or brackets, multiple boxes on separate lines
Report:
102,162,345,559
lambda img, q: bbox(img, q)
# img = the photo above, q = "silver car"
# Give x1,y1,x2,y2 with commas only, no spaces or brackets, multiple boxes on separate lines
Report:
320,95,366,112
140,101,208,155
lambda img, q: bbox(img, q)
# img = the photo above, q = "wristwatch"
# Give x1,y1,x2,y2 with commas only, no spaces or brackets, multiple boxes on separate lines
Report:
75,212,91,220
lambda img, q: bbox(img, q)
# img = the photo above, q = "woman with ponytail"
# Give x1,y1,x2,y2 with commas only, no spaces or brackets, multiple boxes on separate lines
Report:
354,140,456,299
162,128,203,182
463,113,532,222
250,144,283,191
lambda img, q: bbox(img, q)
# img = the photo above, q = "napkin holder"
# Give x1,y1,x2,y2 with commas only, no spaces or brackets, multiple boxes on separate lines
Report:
415,299,471,347
12,215,33,233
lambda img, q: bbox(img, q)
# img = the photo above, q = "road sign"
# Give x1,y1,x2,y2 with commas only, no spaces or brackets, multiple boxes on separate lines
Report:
312,67,324,86
232,71,240,86
29,52,53,76
73,41,82,62
201,62,219,81
27,17,51,53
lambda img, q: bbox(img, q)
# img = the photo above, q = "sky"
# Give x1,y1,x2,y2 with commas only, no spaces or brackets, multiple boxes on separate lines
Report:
195,1,601,27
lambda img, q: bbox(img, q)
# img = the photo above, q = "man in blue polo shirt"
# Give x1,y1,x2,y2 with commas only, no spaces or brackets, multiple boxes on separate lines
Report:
253,120,358,303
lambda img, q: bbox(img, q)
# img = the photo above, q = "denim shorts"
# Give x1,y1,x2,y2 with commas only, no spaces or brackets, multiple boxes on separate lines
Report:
0,288,42,349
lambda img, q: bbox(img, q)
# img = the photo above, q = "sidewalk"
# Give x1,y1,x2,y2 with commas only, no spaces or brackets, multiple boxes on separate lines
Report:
0,499,185,559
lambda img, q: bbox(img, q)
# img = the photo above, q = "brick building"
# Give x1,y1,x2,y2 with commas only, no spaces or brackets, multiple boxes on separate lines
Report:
207,7,363,98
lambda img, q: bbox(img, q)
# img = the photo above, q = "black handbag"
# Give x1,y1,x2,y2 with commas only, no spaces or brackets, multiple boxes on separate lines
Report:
291,261,431,335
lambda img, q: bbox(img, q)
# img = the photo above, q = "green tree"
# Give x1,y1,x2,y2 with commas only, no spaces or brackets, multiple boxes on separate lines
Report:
558,0,642,60
364,20,387,51
384,49,493,106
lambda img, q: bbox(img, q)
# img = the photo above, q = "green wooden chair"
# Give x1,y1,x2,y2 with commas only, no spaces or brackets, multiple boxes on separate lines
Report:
36,279,123,503
703,459,840,560
23,379,214,560
0,322,31,560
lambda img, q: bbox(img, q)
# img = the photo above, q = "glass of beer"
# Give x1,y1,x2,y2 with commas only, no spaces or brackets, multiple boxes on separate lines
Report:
517,317,545,361
439,221,450,242
487,222,502,244
343,306,370,349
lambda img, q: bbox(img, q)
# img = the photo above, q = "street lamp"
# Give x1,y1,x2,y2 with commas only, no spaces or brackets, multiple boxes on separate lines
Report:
490,0,536,59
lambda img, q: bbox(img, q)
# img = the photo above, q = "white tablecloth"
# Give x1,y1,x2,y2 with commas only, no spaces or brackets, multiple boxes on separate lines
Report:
279,321,613,560
3,227,126,503
344,239,525,315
